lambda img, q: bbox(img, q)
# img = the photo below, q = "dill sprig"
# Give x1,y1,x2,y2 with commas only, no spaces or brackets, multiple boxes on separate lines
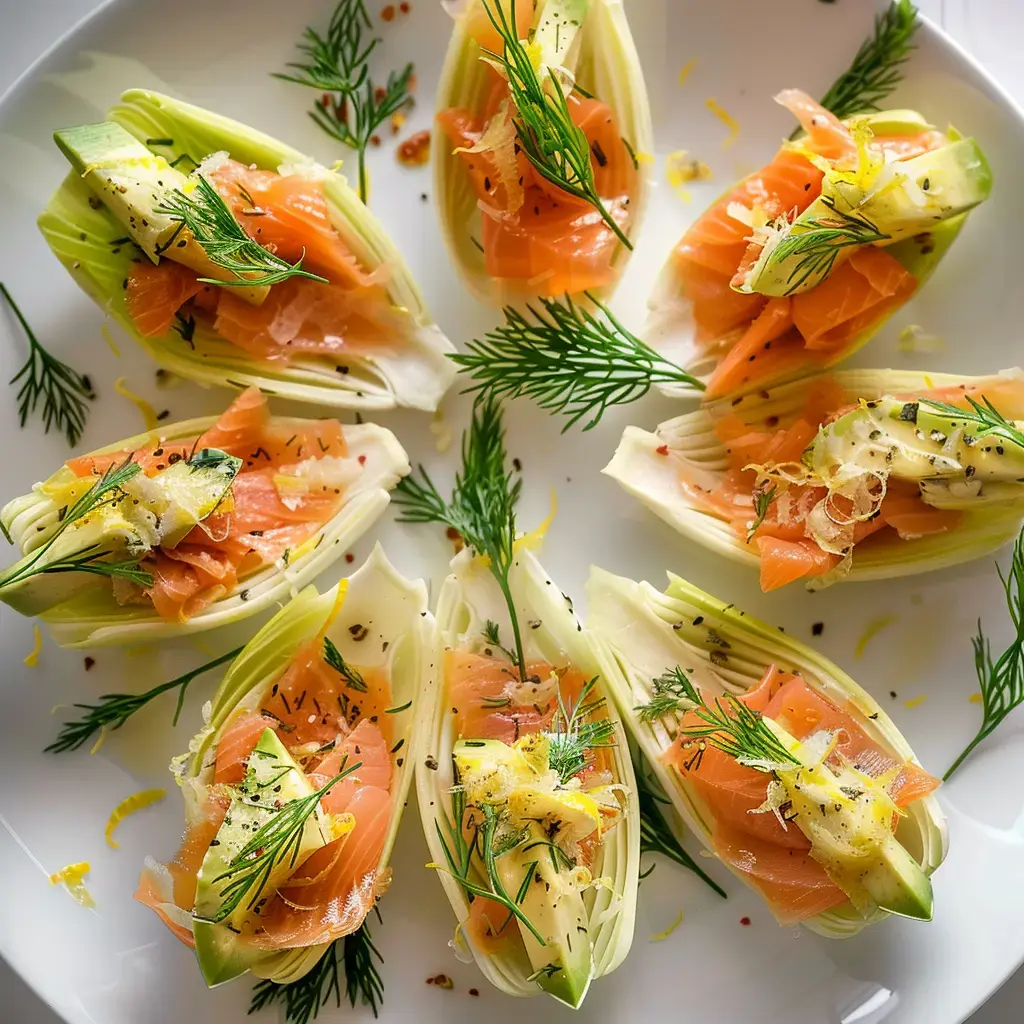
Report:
771,199,890,293
3,282,94,447
46,647,243,754
817,0,920,123
920,395,1024,451
393,397,527,678
0,457,148,591
433,788,546,945
746,482,777,543
323,636,368,693
483,0,632,249
633,750,726,898
637,667,798,768
277,0,413,204
249,916,384,1023
207,758,363,924
156,176,327,288
945,529,1024,779
482,619,518,664
547,677,615,783
452,294,705,432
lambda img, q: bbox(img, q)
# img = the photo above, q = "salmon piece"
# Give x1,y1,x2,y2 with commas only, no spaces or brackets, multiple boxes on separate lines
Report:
126,261,203,337
776,89,854,161
714,821,849,924
791,246,917,352
879,483,963,539
875,131,949,160
438,84,636,295
679,264,768,346
466,894,517,953
317,719,393,805
706,298,794,398
762,677,940,807
135,791,229,947
213,712,276,784
447,650,586,744
463,0,535,52
757,536,839,591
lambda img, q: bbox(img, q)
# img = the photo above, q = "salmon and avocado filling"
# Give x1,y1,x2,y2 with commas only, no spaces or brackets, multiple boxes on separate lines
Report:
666,90,990,397
437,0,641,297
137,610,399,984
0,388,361,621
54,124,419,366
682,374,1024,591
442,645,624,1008
644,665,939,925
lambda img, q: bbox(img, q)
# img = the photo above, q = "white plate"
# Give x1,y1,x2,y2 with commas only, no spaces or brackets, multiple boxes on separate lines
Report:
1,1,1023,1022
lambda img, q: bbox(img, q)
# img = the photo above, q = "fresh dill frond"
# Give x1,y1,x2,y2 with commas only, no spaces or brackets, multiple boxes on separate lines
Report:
817,0,919,122
323,636,368,693
156,176,328,287
771,199,890,293
746,482,777,543
0,457,147,593
633,750,726,898
637,667,798,768
278,0,413,203
393,397,527,677
920,395,1024,451
3,282,94,447
249,916,384,1023
208,758,363,924
433,795,546,945
483,0,632,249
452,294,705,431
46,646,243,754
482,619,518,663
945,528,1024,779
547,677,615,783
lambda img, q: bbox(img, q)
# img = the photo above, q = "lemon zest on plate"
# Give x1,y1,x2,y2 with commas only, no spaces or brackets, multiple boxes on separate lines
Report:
105,788,167,848
855,614,899,659
114,376,159,431
514,488,558,553
678,59,696,86
706,98,739,148
23,625,43,667
652,908,684,941
903,695,927,710
969,693,983,705
49,862,95,907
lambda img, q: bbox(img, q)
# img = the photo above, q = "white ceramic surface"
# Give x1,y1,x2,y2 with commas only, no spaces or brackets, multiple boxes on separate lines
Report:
1,1,1024,1023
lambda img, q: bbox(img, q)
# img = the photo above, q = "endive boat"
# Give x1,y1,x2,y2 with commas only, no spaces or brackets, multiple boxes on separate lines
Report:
136,546,433,986
647,90,991,398
588,566,948,937
434,0,652,303
0,388,408,646
417,546,640,1007
39,89,456,411
605,368,1024,591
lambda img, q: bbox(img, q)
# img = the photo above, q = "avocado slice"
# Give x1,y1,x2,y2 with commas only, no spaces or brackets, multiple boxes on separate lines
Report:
739,135,992,297
495,810,594,1008
53,122,268,304
193,728,330,986
766,722,934,922
806,396,1024,509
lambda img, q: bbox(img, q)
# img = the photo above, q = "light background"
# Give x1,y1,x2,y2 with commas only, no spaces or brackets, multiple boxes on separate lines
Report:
0,0,1020,1021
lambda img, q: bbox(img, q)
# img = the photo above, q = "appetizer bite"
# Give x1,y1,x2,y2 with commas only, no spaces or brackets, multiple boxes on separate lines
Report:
647,93,991,398
434,0,652,303
588,567,947,935
137,547,432,986
605,369,1024,590
398,401,639,1007
0,388,408,645
40,89,455,411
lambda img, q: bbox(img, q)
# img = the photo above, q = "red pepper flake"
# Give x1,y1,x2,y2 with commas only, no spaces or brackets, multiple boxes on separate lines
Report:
469,988,479,996
374,85,388,103
656,444,670,456
370,134,382,147
84,656,95,671
431,974,453,989
740,916,751,926
400,1,410,11
320,92,332,109
358,454,367,465
381,4,396,20
345,552,355,564
398,130,431,167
